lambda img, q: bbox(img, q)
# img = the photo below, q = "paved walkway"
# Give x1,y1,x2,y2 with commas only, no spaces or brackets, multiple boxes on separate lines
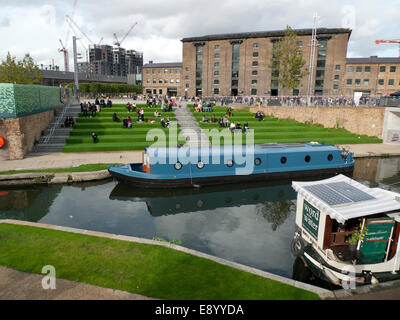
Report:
0,266,156,300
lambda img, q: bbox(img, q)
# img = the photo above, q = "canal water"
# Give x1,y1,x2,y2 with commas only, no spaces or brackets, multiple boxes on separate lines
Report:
0,157,399,284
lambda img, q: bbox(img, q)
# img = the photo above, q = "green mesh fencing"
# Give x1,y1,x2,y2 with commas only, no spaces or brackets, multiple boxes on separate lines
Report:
0,83,66,118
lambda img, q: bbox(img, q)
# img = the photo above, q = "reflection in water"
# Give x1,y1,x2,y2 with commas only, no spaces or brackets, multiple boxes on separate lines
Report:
0,157,398,282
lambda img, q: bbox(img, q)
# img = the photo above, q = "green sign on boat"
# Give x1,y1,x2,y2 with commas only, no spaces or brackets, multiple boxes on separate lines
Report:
302,199,320,240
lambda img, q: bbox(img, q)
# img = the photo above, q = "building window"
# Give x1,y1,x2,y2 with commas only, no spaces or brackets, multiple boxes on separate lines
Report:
364,79,370,86
214,71,219,76
252,70,258,75
214,62,220,67
380,66,386,72
146,69,150,74
335,65,341,70
346,79,353,85
164,69,169,74
214,88,219,94
158,69,162,74
355,79,361,86
176,69,180,74
152,69,156,74
333,84,339,90
146,79,150,83
231,43,240,96
153,79,156,83
365,66,371,72
214,79,219,84
348,66,354,72
170,79,174,83
185,75,189,80
176,79,180,83
195,45,203,96
159,89,163,94
356,66,362,72
389,79,395,85
185,83,189,88
390,66,396,72
170,69,174,74
253,43,259,48
334,74,339,80
251,88,257,95
215,45,220,50
164,79,168,83
251,79,257,85
314,40,327,94
252,61,258,66
298,41,303,47
378,79,384,85
253,52,259,57
185,67,189,72
159,79,162,83
214,53,220,58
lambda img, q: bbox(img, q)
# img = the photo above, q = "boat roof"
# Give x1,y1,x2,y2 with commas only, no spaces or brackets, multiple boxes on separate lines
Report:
145,143,339,155
292,174,400,224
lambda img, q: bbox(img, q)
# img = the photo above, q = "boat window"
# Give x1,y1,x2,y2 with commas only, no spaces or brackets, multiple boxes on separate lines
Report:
174,162,183,170
254,158,262,166
227,160,234,167
280,156,287,164
305,155,311,163
197,161,205,169
327,154,333,161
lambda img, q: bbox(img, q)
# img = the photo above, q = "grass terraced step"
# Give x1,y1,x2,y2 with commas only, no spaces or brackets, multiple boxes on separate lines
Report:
187,104,382,145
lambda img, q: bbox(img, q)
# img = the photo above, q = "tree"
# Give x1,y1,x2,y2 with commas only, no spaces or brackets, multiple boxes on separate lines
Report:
0,52,43,84
270,26,308,91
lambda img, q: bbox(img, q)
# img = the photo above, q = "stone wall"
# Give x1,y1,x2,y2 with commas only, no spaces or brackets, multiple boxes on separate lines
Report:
251,105,385,138
0,110,54,160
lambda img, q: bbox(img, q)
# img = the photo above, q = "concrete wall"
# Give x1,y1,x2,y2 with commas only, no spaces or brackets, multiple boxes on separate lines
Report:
0,110,54,160
382,107,400,143
251,105,386,139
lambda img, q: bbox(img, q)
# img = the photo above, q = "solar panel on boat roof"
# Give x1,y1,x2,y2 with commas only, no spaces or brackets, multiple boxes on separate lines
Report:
303,182,375,206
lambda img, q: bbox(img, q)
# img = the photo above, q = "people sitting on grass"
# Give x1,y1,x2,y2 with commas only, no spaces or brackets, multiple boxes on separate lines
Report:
91,132,98,143
140,108,145,122
127,116,133,128
255,111,264,121
161,117,166,128
223,115,229,127
126,102,132,112
112,112,121,122
236,122,242,130
218,116,224,127
202,115,209,123
230,121,236,132
106,98,112,108
227,107,233,117
90,103,97,117
82,103,88,117
211,114,216,123
122,118,128,128
166,116,171,128
154,110,160,117
194,103,200,112
243,122,249,133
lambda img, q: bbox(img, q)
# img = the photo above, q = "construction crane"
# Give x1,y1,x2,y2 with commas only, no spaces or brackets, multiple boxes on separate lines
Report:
58,39,69,72
113,22,138,47
58,0,77,72
66,14,94,45
375,39,400,58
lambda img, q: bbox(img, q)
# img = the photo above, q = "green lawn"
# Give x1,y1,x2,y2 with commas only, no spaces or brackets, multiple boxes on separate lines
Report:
63,104,185,152
0,163,121,175
188,105,382,145
0,223,319,300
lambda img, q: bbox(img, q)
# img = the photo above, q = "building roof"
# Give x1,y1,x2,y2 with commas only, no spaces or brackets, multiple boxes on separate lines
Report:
292,174,400,224
347,57,400,64
143,62,182,68
181,28,351,42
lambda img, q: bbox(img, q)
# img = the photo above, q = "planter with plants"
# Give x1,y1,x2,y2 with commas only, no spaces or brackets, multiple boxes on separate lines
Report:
348,223,368,251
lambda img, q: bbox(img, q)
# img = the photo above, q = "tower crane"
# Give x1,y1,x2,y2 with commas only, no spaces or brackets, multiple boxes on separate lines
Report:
66,14,94,45
113,22,138,47
58,39,69,72
375,39,400,58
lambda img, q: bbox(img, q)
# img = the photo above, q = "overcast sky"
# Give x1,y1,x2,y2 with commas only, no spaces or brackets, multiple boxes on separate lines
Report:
0,0,399,71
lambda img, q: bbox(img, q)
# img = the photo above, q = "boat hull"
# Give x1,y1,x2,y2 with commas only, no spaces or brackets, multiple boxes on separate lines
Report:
109,165,354,188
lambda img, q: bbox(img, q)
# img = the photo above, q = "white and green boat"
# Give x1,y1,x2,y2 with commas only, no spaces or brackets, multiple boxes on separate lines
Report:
291,174,400,287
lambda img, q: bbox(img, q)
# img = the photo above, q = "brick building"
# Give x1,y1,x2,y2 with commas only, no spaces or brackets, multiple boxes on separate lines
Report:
180,28,352,97
344,57,400,96
142,62,182,97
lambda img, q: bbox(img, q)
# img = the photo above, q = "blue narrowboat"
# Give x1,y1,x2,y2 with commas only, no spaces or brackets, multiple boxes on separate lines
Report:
108,143,354,188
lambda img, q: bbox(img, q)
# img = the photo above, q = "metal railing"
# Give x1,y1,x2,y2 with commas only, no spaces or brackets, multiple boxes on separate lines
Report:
39,101,72,144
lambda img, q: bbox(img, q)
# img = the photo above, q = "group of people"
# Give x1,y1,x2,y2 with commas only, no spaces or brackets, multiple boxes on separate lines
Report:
160,117,171,128
194,102,213,112
63,116,75,128
255,111,265,121
95,97,112,108
80,102,99,117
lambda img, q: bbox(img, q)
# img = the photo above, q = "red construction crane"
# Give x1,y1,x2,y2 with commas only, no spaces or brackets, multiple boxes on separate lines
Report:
58,39,69,72
375,39,400,58
113,22,138,47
